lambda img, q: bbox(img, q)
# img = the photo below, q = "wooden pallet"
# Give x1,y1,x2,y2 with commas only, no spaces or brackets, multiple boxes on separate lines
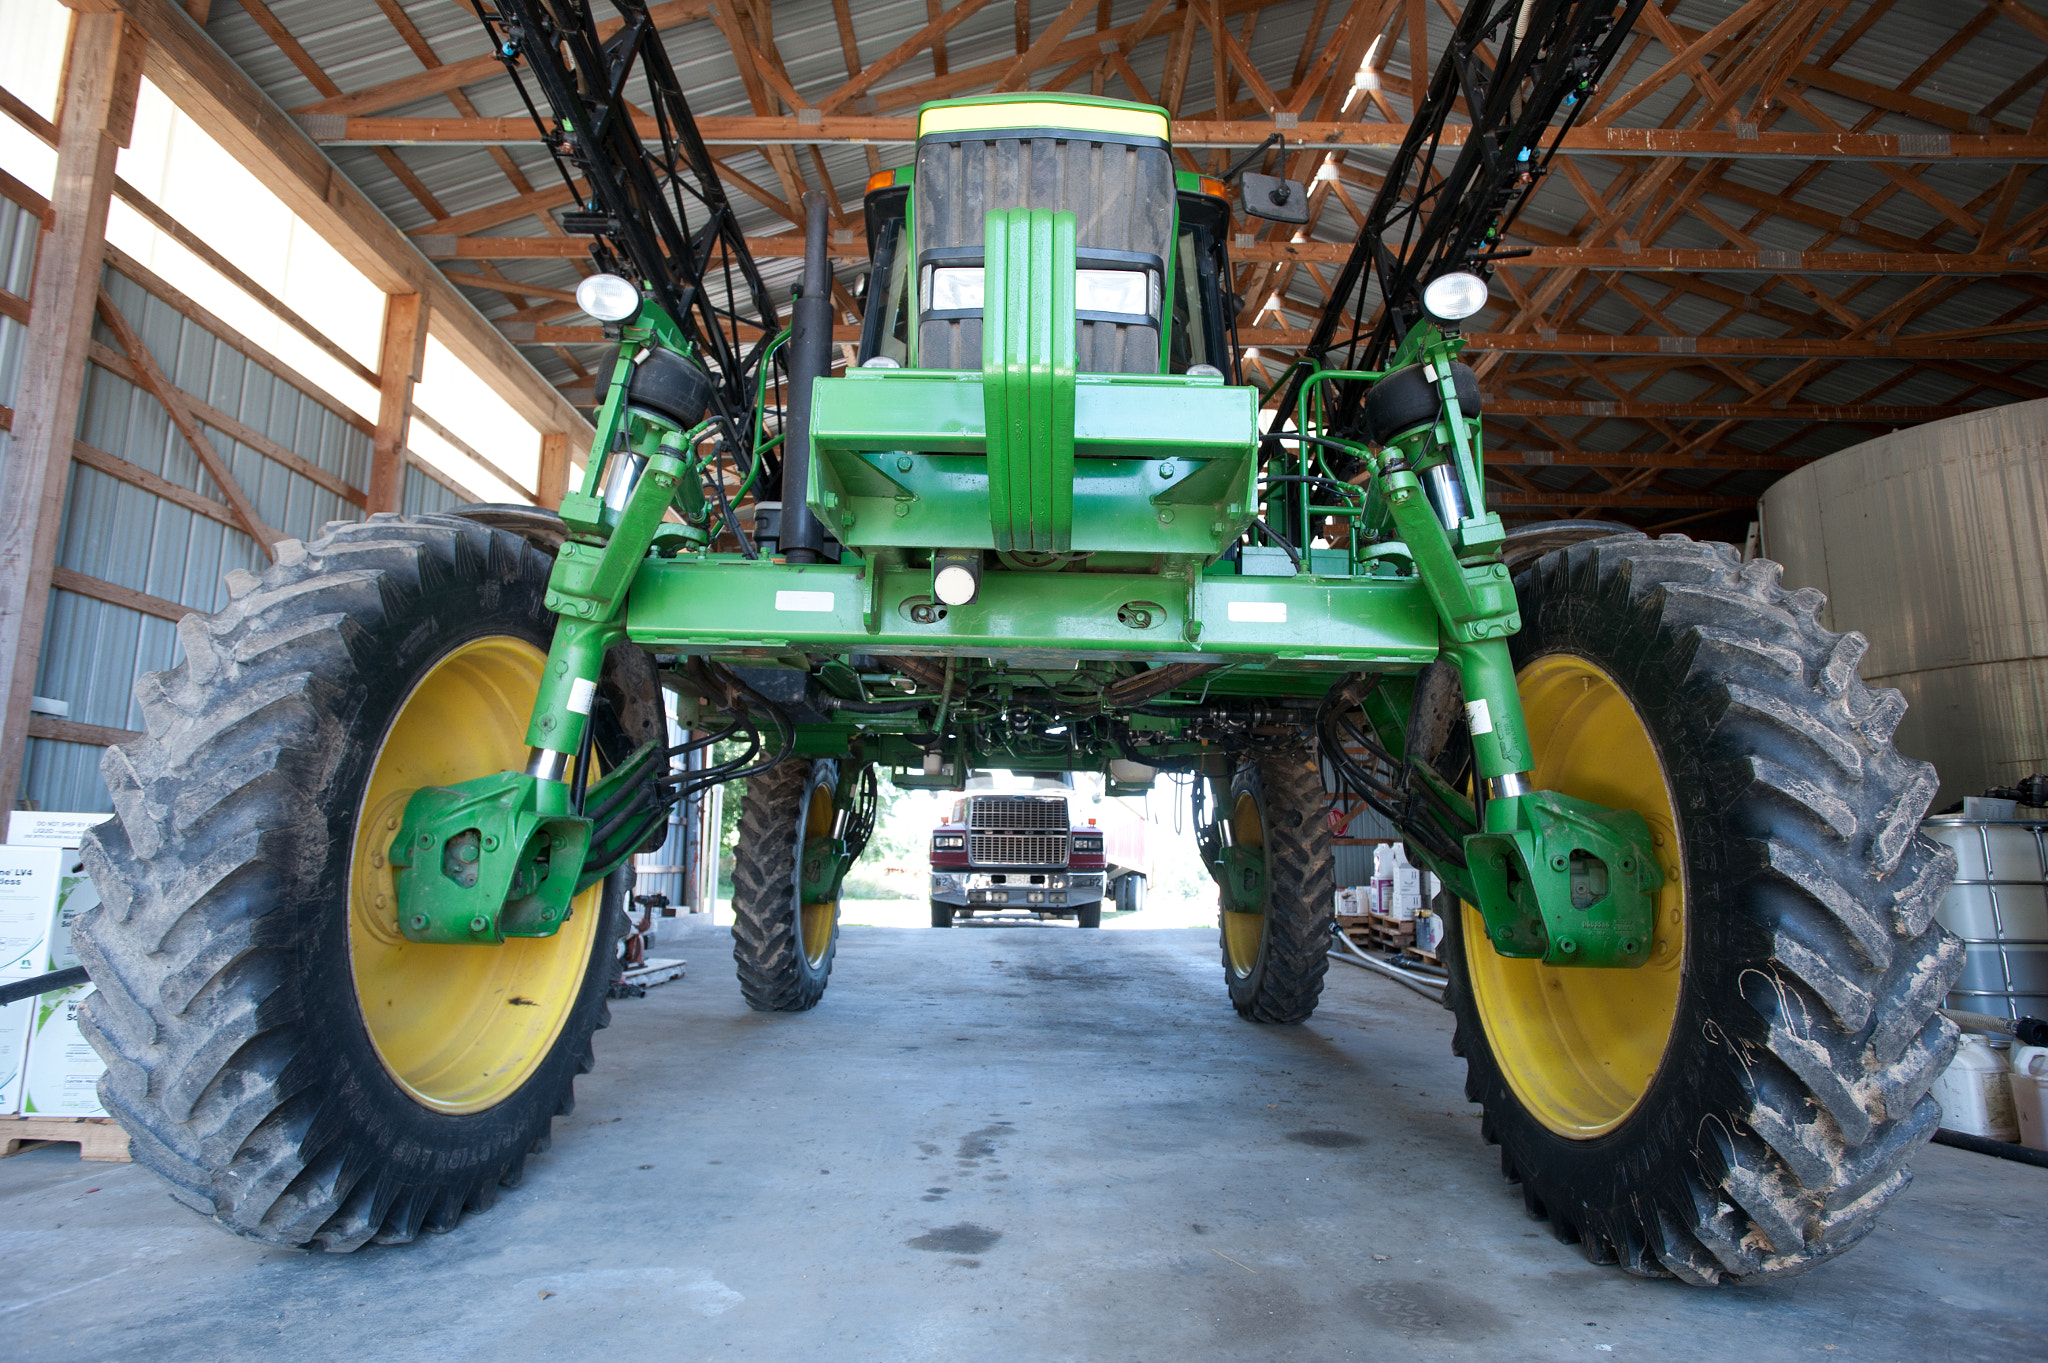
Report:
1340,915,1446,969
1340,915,1416,953
0,1115,132,1163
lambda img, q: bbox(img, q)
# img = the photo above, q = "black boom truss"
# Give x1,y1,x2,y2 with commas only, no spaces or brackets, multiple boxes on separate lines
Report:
1271,0,1646,440
471,0,784,473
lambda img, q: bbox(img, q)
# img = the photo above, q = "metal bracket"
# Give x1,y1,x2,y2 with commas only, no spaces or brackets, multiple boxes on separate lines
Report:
1463,790,1664,968
390,773,590,944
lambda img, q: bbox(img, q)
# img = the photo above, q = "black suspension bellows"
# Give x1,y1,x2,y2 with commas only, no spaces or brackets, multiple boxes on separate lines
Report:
780,191,833,562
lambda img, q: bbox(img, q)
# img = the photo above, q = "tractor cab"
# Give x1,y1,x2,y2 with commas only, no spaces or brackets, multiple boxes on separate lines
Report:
814,94,1257,565
858,95,1237,381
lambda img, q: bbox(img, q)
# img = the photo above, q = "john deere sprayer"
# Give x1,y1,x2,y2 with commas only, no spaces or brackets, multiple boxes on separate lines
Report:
71,0,1961,1285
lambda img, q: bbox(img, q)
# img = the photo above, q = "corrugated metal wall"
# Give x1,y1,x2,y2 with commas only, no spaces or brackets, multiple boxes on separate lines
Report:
21,262,374,812
403,462,464,516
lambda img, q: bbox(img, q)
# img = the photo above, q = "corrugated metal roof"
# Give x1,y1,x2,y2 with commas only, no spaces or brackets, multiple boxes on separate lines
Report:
176,0,2048,522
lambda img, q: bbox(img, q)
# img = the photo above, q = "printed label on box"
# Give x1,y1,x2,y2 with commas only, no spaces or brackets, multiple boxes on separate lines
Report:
23,986,103,1117
0,845,62,980
0,998,30,1115
21,853,107,1115
6,811,113,848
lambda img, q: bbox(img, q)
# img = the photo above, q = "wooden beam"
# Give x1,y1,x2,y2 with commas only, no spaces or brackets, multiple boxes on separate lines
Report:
439,271,579,302
104,0,591,447
428,234,2048,276
100,244,373,435
26,716,146,748
1488,448,1809,471
370,293,426,513
1238,329,2048,359
84,341,365,509
50,567,192,625
995,0,1098,93
500,322,863,346
817,0,996,113
289,0,715,119
69,439,283,538
1482,487,1758,509
537,432,571,511
1487,398,1982,421
301,116,2048,162
408,403,532,503
0,11,144,813
95,290,281,557
109,179,380,388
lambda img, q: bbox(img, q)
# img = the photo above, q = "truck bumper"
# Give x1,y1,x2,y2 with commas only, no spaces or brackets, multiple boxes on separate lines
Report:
930,871,1105,909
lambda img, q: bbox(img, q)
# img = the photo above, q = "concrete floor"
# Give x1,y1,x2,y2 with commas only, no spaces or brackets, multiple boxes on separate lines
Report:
2,917,2043,1362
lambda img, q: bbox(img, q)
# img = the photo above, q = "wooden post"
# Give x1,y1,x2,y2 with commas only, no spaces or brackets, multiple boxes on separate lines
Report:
536,431,572,510
368,292,426,513
0,11,145,811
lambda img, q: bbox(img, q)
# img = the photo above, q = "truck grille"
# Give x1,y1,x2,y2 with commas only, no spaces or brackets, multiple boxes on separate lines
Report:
970,833,1070,867
967,797,1070,867
969,798,1069,831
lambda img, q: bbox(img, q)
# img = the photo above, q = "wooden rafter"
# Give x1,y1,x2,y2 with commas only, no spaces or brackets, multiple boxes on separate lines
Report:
191,0,2048,529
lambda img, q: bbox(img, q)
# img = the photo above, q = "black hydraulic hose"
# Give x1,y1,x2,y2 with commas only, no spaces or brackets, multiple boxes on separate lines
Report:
0,966,88,1006
1249,516,1302,567
569,716,596,816
824,696,934,714
1260,431,1373,462
1931,1128,2048,1168
706,434,759,560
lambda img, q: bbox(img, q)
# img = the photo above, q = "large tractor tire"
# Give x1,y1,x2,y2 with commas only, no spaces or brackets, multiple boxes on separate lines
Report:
1218,754,1335,1022
74,514,652,1251
730,759,842,1010
1442,534,1962,1284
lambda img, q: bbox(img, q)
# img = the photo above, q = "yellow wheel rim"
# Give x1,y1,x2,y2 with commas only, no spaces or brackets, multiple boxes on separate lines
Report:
1464,654,1686,1140
1221,791,1264,976
348,637,603,1115
799,776,838,969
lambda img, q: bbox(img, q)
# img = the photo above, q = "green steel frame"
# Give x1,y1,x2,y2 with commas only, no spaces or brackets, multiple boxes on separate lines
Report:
385,93,1661,972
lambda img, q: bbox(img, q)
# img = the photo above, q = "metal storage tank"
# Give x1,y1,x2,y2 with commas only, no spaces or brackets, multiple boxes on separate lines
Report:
1759,400,2048,809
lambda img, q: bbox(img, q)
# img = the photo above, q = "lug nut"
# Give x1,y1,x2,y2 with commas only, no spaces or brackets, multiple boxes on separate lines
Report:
470,916,489,933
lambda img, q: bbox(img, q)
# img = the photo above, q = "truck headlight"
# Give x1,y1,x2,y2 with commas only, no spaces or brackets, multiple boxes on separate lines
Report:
1071,834,1103,853
934,834,965,850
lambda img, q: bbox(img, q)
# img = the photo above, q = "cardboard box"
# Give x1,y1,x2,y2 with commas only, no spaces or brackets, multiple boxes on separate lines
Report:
0,845,64,1115
21,854,105,1117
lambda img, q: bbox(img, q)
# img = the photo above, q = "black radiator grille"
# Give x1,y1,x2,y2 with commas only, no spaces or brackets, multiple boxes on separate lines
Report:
915,133,1173,375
